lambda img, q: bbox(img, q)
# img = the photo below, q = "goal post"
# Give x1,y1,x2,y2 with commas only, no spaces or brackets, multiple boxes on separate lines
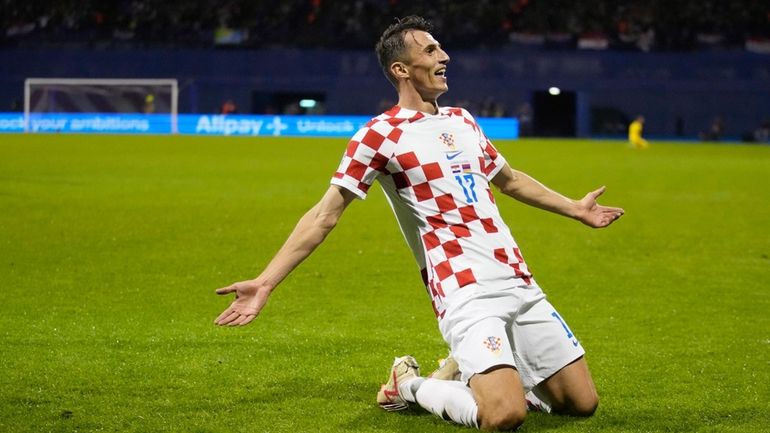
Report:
24,78,179,133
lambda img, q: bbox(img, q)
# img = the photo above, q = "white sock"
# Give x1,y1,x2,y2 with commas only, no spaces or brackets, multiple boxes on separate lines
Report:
525,390,552,413
412,379,479,428
398,376,425,402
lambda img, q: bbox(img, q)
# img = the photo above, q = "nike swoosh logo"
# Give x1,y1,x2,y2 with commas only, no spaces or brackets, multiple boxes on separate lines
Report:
445,151,463,160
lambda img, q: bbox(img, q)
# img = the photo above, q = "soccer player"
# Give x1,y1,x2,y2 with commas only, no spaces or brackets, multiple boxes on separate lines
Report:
628,115,649,149
214,15,624,431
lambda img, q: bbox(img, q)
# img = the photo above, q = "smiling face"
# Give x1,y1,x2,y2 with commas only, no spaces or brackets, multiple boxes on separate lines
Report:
394,30,451,101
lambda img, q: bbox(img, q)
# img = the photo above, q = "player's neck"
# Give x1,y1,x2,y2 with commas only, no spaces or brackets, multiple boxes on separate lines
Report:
396,89,440,115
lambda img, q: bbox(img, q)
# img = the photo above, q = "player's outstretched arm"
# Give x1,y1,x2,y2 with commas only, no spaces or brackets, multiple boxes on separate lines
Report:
491,163,624,228
214,185,357,326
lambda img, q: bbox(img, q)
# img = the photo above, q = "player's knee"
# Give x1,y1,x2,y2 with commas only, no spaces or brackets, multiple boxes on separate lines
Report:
565,392,599,417
574,393,599,417
478,404,526,431
549,389,599,417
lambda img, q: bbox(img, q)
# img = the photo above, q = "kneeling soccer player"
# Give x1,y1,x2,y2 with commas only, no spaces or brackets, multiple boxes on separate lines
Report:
214,15,624,431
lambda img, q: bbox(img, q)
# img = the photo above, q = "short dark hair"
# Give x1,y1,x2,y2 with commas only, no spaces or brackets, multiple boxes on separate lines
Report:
375,15,433,88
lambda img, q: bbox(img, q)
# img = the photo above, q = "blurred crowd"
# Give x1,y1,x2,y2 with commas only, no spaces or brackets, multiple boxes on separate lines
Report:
2,0,769,51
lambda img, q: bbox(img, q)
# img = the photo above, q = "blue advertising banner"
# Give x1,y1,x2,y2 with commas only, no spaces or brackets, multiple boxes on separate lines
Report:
0,114,24,132
183,114,371,137
0,113,173,134
0,113,519,139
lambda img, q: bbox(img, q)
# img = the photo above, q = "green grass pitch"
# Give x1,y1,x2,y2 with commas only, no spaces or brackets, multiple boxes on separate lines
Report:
1,134,768,432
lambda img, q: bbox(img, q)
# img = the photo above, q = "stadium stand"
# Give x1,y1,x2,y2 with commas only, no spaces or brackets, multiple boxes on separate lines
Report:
2,1,769,140
2,0,769,51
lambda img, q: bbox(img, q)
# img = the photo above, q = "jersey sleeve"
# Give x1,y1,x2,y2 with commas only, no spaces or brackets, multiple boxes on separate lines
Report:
331,120,395,199
478,133,506,180
460,108,507,180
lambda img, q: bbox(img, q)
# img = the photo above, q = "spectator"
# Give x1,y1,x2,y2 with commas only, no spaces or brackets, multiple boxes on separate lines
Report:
516,102,533,137
220,99,237,115
700,116,725,142
752,119,770,143
0,1,765,52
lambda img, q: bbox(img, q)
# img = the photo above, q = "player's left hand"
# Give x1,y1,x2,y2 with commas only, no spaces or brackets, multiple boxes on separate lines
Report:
576,186,624,228
214,279,271,326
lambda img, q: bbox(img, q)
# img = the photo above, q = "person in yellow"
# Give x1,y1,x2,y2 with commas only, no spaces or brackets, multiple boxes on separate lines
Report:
143,94,155,114
628,115,649,149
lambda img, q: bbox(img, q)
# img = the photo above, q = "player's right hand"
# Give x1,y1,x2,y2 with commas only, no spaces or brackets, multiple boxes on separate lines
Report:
214,280,270,326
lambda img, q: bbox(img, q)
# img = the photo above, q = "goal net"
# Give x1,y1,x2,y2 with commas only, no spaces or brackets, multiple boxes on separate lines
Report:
24,78,178,133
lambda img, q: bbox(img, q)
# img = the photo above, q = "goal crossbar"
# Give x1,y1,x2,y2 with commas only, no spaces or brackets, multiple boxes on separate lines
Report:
24,78,179,133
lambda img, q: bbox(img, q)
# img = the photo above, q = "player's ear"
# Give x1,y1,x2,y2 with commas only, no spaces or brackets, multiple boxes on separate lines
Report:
390,61,409,81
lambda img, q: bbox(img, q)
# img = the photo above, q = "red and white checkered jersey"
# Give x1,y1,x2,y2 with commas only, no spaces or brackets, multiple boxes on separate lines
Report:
331,106,533,319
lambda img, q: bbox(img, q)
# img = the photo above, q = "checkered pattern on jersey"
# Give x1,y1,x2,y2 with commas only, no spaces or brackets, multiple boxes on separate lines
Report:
333,107,424,197
493,246,533,285
378,132,493,297
420,267,446,319
387,114,505,298
450,107,503,178
332,106,520,318
417,198,508,297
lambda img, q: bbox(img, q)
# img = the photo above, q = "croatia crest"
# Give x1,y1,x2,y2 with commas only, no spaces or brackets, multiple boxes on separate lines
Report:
483,336,503,356
439,132,456,150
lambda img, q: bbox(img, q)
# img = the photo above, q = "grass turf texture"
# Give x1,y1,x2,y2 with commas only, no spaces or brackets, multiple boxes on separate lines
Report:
1,134,768,433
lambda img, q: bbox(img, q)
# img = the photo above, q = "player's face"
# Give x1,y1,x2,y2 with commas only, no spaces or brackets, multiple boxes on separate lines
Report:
402,30,450,98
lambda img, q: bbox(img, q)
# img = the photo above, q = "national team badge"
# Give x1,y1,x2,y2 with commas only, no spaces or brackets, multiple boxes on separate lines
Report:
439,132,456,150
483,336,503,356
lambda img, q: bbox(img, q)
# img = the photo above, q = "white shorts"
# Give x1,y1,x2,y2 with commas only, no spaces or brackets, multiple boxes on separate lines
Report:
440,284,585,391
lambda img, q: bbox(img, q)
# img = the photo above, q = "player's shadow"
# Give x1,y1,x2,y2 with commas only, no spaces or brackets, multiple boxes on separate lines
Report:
231,375,760,432
238,375,586,432
224,368,762,433
516,412,587,432
341,406,590,432
341,406,470,432
234,375,466,432
516,407,760,432
343,407,754,432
